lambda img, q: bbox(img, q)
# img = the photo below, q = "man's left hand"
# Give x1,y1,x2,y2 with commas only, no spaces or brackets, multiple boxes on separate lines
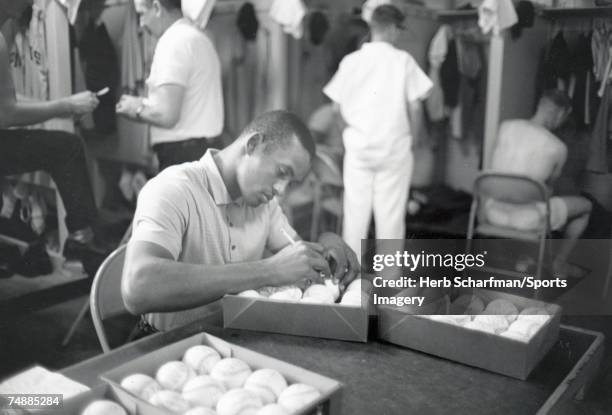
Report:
318,232,359,289
116,95,142,118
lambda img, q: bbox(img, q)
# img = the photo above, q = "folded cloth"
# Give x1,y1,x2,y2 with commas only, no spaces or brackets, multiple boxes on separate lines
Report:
270,0,307,39
478,0,518,36
182,0,216,30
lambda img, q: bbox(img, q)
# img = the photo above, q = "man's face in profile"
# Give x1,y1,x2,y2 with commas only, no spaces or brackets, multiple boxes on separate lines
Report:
238,137,311,207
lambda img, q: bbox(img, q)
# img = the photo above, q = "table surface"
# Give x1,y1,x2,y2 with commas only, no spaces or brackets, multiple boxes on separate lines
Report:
62,318,603,415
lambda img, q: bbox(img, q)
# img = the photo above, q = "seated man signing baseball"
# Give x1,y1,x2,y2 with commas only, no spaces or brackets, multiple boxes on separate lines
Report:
122,110,359,332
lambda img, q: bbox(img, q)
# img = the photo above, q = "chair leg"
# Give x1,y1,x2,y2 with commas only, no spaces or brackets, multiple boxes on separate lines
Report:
125,322,142,344
602,238,612,300
534,235,546,300
61,299,90,347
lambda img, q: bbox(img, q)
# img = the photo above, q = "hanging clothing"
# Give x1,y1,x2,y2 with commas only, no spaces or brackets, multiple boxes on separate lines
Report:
236,2,259,41
182,0,216,30
269,0,307,39
79,20,119,133
440,39,460,109
586,85,611,174
121,0,144,96
571,33,598,127
478,0,517,36
457,37,484,141
55,0,82,25
308,11,329,46
536,31,572,101
8,0,50,129
426,25,449,122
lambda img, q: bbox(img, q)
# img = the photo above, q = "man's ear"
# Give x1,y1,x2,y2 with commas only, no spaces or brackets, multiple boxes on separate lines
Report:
152,0,162,16
245,133,264,155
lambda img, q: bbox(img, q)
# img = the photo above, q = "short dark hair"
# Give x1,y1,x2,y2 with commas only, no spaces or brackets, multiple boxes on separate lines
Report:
370,4,405,31
540,89,571,111
242,110,315,160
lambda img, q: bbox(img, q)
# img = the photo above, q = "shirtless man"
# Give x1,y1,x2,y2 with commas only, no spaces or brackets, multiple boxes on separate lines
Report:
487,90,592,278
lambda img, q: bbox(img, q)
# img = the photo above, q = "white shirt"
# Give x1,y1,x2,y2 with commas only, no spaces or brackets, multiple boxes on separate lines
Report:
131,150,296,330
324,42,433,164
147,18,223,145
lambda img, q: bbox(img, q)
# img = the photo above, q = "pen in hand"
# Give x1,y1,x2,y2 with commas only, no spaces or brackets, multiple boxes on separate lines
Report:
280,228,297,246
280,228,328,281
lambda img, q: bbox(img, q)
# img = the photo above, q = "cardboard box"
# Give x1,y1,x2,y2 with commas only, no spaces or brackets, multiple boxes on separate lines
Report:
222,286,372,342
35,383,138,414
102,332,343,415
377,289,562,380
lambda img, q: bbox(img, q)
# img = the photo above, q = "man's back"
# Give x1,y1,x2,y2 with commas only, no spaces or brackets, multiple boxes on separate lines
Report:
323,42,431,163
491,119,567,185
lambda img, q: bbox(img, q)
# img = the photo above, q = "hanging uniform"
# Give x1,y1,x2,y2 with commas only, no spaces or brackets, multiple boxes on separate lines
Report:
9,0,50,130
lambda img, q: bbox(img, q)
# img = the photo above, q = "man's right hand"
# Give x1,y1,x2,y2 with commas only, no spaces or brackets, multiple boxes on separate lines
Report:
267,241,330,287
64,91,99,116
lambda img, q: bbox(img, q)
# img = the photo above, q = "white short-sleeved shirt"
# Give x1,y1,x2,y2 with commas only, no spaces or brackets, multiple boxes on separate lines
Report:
130,150,296,330
147,18,223,145
323,42,433,164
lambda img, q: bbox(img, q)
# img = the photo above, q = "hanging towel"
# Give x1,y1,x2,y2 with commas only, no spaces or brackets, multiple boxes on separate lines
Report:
426,25,450,121
586,84,610,173
55,0,82,25
478,0,518,36
270,0,307,39
121,0,144,95
182,0,216,30
79,20,119,133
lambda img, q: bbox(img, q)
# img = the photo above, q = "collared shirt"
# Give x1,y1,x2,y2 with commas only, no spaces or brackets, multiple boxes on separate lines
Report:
323,42,433,165
131,150,296,330
147,18,224,145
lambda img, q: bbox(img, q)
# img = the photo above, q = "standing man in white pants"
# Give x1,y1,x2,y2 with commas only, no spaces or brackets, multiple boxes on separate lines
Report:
323,4,432,261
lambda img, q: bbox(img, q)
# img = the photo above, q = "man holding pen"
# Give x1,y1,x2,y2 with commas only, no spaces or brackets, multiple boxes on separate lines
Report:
122,111,359,333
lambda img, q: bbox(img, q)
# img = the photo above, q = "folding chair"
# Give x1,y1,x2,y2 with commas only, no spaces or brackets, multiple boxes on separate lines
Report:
466,172,553,290
89,244,137,353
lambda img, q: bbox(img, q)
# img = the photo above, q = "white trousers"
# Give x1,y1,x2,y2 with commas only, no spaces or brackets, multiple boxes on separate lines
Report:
342,151,413,261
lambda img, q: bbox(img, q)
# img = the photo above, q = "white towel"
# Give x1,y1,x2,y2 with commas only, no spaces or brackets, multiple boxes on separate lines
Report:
270,0,307,39
182,0,216,30
55,0,82,25
478,0,518,36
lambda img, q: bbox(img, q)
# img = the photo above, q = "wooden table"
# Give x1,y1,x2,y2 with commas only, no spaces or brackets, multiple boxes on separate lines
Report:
62,318,604,415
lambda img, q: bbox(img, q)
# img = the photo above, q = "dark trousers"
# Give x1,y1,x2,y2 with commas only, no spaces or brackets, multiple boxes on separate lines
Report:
153,136,224,172
0,129,97,233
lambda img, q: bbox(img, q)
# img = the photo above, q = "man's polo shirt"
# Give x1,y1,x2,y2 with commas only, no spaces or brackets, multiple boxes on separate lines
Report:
131,150,296,330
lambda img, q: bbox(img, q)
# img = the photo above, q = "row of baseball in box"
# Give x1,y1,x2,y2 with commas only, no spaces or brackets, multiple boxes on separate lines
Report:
79,342,324,415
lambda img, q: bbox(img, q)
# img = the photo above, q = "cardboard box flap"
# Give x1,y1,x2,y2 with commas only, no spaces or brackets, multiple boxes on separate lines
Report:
330,306,364,339
223,295,368,342
222,296,260,327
